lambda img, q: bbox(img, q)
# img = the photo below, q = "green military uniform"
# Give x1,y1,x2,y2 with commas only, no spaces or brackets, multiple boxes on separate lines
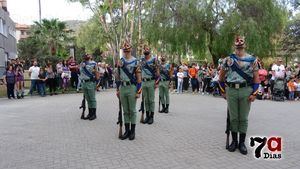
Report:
222,54,258,133
159,61,171,113
220,51,258,155
117,46,142,140
79,59,98,120
119,57,140,125
141,55,159,124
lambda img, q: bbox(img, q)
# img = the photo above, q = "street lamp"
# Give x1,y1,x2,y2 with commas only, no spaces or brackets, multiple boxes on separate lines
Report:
38,0,41,22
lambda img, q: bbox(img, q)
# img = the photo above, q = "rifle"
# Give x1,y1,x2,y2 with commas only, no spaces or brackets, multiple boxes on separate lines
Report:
139,94,145,123
117,99,123,138
79,95,86,119
225,108,230,149
158,95,161,112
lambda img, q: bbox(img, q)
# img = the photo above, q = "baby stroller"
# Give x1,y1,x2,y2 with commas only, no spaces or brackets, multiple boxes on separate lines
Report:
272,78,285,101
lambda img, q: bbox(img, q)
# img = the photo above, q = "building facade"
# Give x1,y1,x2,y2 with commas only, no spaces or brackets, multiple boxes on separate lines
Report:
0,1,17,75
15,23,30,42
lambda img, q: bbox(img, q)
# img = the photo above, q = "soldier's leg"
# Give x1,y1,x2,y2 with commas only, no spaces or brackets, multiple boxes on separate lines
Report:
238,87,252,133
164,82,170,113
87,82,97,120
226,88,239,132
149,81,155,112
148,81,155,124
142,83,150,123
120,86,131,140
159,84,165,113
128,87,137,124
86,82,97,108
226,87,239,152
82,82,91,119
127,85,137,140
142,83,149,111
237,87,252,155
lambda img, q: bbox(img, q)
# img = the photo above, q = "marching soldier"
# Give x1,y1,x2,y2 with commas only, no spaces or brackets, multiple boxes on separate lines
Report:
158,56,172,113
79,54,100,120
140,45,160,125
116,42,142,140
219,36,259,155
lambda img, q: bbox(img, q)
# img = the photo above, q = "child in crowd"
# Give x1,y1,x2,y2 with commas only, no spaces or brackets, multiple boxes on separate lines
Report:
287,78,296,100
177,68,184,94
61,60,71,93
38,68,47,97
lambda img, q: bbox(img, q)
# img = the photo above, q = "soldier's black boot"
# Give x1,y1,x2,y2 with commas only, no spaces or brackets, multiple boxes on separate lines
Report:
159,104,165,113
129,124,136,140
239,133,248,155
228,132,238,152
164,104,169,113
120,123,131,140
148,112,154,124
89,108,97,120
143,111,150,124
84,108,92,120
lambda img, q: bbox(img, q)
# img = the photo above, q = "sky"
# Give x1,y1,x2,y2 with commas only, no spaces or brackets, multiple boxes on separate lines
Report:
7,0,93,25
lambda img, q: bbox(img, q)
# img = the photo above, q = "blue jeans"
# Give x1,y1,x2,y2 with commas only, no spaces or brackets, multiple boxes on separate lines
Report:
289,91,295,100
29,80,39,95
177,79,183,93
38,83,46,96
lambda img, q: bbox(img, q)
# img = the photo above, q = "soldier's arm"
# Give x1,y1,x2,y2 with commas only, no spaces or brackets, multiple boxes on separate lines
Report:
95,64,100,80
218,58,229,93
251,69,260,96
114,62,121,91
135,65,142,95
154,59,160,84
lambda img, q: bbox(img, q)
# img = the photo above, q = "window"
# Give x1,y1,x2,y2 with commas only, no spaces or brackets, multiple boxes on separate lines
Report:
3,20,7,36
8,26,16,38
0,18,3,34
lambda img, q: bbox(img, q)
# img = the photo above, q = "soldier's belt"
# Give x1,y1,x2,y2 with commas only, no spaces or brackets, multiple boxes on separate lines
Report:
226,82,251,89
81,79,95,83
121,81,134,86
142,77,155,82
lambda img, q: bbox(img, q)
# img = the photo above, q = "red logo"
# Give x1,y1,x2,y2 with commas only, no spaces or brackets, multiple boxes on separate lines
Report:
250,136,282,159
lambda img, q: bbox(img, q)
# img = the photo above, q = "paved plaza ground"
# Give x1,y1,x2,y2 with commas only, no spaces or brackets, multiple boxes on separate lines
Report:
0,90,299,169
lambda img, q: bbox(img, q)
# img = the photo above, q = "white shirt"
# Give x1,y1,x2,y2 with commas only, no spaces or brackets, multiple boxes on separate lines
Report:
271,64,285,79
29,66,40,80
177,72,184,81
296,83,300,92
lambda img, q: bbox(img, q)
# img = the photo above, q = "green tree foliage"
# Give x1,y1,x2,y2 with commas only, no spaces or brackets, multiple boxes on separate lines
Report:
17,19,74,67
71,0,289,64
33,19,70,56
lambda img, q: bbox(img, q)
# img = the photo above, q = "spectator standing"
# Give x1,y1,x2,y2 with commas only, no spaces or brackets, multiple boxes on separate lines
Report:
38,68,47,97
56,60,63,89
181,63,189,91
61,60,71,93
15,60,25,99
287,78,296,100
189,63,199,94
68,56,79,88
46,64,57,96
2,65,16,99
177,68,184,94
29,61,40,96
202,64,212,95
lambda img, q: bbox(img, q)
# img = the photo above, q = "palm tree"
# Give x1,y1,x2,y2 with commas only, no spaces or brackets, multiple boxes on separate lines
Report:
33,19,69,56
